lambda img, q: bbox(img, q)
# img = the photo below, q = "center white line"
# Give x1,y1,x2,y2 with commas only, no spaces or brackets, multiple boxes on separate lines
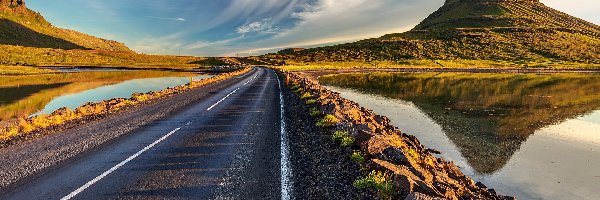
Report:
243,74,259,86
206,88,240,111
61,127,182,200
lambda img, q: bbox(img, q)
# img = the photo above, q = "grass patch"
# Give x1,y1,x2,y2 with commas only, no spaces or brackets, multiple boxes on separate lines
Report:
300,92,313,100
351,151,366,163
0,65,55,75
354,171,395,199
290,84,301,91
305,99,317,105
309,107,321,117
293,87,304,93
316,114,339,127
272,59,600,72
332,130,355,147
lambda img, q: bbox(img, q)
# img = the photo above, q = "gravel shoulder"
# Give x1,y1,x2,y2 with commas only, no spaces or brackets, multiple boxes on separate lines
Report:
282,81,376,199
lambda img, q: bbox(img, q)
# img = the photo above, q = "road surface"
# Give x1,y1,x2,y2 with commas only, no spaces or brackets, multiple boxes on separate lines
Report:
0,67,287,199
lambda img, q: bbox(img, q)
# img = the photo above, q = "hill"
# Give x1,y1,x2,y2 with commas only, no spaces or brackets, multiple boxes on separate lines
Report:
0,0,130,51
265,0,600,66
0,0,210,69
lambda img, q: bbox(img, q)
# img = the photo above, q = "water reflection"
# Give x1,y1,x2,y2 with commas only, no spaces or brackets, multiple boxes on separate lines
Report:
0,71,207,121
320,72,600,199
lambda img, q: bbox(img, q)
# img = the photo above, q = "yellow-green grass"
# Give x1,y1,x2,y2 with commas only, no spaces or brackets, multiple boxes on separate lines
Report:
0,71,198,121
0,45,210,70
0,65,55,75
273,59,600,72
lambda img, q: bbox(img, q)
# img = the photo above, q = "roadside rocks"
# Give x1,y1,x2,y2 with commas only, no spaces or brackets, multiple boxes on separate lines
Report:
282,71,514,200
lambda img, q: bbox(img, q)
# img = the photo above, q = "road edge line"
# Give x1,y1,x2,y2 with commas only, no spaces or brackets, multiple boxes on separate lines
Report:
275,70,293,200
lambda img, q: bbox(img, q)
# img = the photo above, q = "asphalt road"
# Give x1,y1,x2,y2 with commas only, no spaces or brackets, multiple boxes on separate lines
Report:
0,67,285,199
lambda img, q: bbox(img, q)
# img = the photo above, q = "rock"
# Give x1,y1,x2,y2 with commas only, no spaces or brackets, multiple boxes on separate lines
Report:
404,192,445,200
426,148,442,155
380,146,408,165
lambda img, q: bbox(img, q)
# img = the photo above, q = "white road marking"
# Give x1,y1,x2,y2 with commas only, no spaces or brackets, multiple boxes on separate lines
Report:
62,70,260,199
206,88,240,111
61,127,182,200
243,74,259,86
275,71,293,200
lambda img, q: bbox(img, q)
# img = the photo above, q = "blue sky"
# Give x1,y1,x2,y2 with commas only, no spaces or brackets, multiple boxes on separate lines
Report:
28,0,600,57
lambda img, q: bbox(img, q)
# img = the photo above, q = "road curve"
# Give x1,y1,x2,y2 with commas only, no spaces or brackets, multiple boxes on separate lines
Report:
0,67,283,199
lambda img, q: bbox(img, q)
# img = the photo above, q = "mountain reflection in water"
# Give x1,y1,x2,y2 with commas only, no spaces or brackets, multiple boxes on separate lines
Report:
319,72,600,173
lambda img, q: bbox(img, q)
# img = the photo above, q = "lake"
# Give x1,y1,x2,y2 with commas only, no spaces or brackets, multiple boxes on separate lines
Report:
0,71,211,121
319,72,600,200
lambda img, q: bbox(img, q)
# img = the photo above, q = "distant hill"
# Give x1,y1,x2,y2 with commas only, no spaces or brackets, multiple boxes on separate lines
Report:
267,0,600,65
0,0,131,51
0,0,208,69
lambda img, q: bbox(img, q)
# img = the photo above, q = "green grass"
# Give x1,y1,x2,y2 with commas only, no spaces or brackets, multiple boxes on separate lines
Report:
305,99,317,105
0,45,210,69
273,59,600,72
316,114,339,127
300,92,313,100
332,130,355,147
309,108,321,117
354,171,395,199
0,65,55,75
351,151,366,163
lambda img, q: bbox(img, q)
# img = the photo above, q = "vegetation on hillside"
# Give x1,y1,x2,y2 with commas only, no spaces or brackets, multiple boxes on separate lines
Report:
0,65,54,75
0,0,130,51
0,0,213,69
263,0,600,67
0,45,208,69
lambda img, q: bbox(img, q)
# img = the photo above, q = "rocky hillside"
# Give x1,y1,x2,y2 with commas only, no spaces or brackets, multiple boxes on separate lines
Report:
0,0,131,51
267,0,600,64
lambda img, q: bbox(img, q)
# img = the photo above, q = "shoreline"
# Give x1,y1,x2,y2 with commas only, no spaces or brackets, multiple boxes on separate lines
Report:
295,67,600,80
0,68,252,147
279,69,515,199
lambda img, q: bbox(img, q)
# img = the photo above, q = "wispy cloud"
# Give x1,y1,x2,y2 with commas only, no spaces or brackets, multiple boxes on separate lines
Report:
236,18,276,34
147,16,186,22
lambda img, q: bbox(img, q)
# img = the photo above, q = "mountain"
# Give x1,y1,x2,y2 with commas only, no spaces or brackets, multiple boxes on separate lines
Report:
0,0,206,69
267,0,600,65
0,0,131,51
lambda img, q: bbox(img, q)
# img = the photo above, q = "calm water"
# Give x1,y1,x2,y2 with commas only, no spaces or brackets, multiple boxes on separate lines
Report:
0,71,210,121
319,72,600,200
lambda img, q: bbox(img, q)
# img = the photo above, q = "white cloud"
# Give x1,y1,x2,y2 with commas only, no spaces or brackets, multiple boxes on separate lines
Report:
236,18,274,34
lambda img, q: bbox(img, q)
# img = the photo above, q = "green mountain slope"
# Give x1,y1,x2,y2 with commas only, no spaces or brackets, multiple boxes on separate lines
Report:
0,0,131,51
0,0,208,69
268,0,600,65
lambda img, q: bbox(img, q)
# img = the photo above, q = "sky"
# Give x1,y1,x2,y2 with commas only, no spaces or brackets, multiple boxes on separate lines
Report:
27,0,600,57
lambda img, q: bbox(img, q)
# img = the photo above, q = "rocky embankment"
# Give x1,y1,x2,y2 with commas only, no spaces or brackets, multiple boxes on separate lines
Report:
0,68,252,147
281,71,515,200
